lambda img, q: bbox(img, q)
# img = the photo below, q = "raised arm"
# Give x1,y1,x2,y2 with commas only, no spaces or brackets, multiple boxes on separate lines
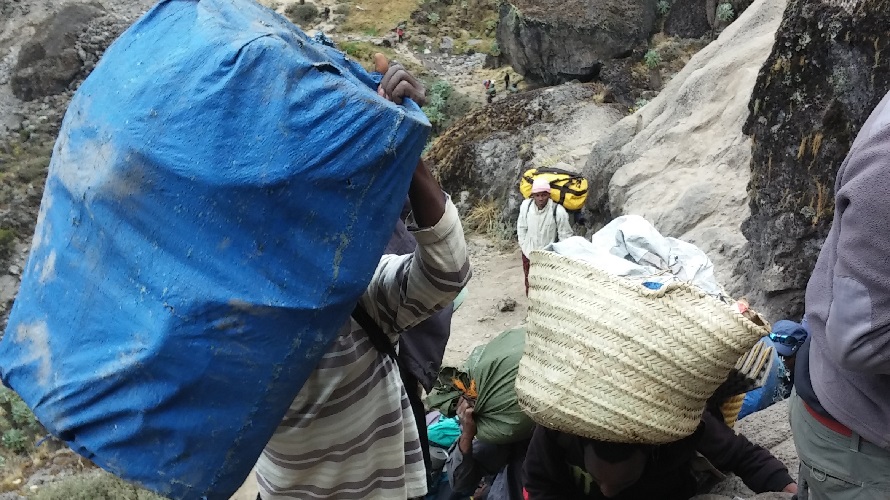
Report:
358,160,471,339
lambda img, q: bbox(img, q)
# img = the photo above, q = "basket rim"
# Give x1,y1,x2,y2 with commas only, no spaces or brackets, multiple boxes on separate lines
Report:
528,249,769,337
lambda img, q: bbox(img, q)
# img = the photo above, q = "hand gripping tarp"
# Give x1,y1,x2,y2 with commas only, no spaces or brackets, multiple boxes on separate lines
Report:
0,0,429,498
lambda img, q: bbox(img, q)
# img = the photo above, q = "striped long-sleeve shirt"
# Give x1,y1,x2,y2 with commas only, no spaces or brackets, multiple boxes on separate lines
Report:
256,198,471,499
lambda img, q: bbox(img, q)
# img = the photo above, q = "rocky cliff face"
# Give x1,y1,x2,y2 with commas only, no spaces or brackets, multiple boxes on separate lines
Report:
0,0,153,325
427,83,622,227
496,0,657,85
664,0,713,39
10,3,106,101
740,0,890,320
581,0,786,294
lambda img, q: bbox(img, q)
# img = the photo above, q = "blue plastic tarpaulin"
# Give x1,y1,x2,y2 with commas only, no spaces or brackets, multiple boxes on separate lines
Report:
0,0,429,498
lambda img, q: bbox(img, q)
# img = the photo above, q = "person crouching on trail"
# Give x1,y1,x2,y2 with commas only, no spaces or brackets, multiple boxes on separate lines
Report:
523,403,797,499
448,397,531,500
516,178,573,294
254,56,472,500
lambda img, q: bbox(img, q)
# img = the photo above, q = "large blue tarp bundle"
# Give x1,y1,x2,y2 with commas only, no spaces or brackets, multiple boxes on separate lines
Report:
0,0,429,498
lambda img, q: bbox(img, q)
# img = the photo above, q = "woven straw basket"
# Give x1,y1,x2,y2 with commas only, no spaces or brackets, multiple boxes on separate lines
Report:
516,250,768,444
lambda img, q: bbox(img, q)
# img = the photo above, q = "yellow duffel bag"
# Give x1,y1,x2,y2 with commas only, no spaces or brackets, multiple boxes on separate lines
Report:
519,166,589,211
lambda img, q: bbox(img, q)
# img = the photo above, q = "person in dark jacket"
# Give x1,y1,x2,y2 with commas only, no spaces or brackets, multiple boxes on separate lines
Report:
447,398,530,500
523,407,796,499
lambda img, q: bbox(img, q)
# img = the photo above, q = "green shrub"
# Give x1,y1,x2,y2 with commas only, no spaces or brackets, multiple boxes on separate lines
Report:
31,472,169,500
339,41,379,65
0,228,14,259
484,18,498,35
423,80,454,130
427,12,440,25
15,155,49,183
656,0,671,15
10,398,39,431
285,3,319,24
2,429,28,454
0,386,42,453
716,2,734,22
643,49,661,69
0,387,12,404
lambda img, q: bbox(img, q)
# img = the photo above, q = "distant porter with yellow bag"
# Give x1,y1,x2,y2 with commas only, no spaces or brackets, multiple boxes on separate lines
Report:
519,166,589,211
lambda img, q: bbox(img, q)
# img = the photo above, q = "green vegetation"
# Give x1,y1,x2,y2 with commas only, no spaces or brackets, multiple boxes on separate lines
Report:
339,0,417,33
484,19,498,36
421,79,472,136
644,49,661,69
0,386,42,455
285,3,319,24
1,429,28,454
716,2,734,22
412,0,500,56
0,228,14,259
656,0,671,16
340,40,383,65
31,472,168,500
423,80,454,131
15,155,50,183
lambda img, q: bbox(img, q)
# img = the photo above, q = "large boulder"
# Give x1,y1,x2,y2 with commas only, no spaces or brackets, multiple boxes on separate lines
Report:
739,0,890,320
427,83,622,225
581,0,786,294
665,0,712,38
10,3,106,101
496,0,658,85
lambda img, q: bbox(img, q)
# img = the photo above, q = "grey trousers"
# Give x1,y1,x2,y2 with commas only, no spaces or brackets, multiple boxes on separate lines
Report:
790,392,890,500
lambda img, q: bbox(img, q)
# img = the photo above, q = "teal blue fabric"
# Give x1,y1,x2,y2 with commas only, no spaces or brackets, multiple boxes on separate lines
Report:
428,416,461,448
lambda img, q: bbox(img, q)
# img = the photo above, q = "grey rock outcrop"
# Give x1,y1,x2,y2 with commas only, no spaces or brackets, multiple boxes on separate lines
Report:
427,83,621,226
10,3,106,101
665,0,711,38
581,0,786,294
739,0,890,321
496,0,658,84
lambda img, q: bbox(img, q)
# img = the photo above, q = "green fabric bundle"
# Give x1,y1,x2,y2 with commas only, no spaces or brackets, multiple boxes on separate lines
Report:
425,327,534,444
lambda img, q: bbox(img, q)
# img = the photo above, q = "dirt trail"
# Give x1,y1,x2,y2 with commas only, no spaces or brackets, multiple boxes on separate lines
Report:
228,234,525,499
443,235,528,366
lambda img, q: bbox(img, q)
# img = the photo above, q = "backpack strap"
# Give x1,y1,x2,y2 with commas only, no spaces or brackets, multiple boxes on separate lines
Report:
352,303,397,358
351,304,433,486
552,203,560,243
